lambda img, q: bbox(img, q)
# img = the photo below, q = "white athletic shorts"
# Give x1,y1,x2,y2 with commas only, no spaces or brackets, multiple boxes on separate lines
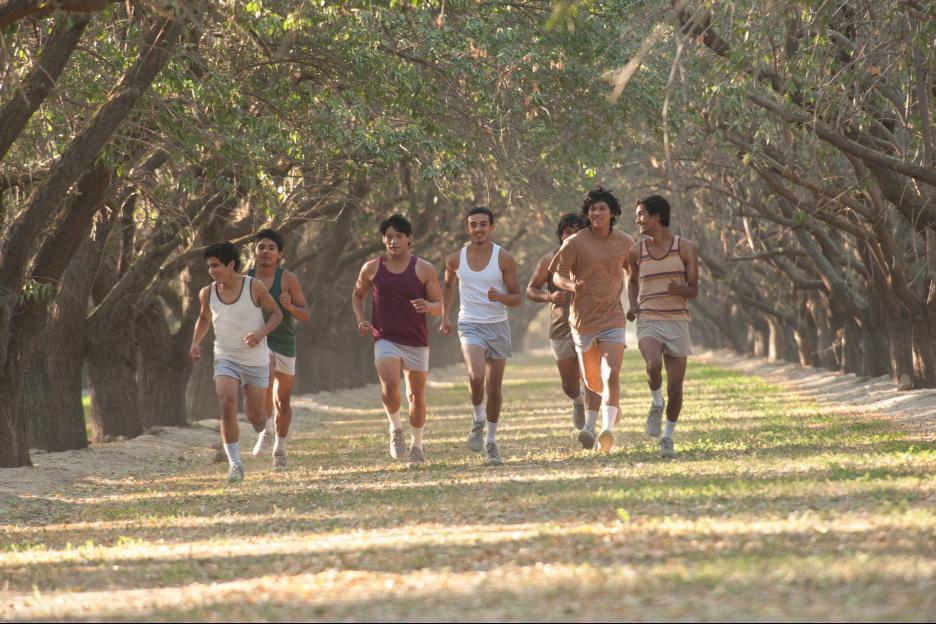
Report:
214,358,269,388
269,350,297,376
636,319,692,357
549,336,577,360
571,326,627,353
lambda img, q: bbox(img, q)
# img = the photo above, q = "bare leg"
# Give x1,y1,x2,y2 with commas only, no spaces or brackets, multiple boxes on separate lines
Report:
461,344,487,407
556,356,582,400
597,341,625,408
243,383,268,432
638,337,665,394
273,372,294,437
663,354,688,423
215,376,241,444
484,358,507,423
403,369,428,429
375,357,403,418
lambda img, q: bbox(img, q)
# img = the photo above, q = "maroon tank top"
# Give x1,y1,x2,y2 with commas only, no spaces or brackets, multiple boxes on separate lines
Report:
372,255,429,347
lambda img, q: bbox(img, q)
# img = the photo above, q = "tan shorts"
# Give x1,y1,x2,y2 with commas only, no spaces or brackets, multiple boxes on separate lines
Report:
549,337,577,360
636,319,692,357
269,351,296,376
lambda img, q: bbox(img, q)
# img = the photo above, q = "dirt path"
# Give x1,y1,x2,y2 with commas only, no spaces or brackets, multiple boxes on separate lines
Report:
2,351,934,621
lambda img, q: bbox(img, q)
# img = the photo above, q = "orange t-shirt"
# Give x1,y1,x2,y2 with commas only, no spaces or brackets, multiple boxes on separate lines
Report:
548,228,634,334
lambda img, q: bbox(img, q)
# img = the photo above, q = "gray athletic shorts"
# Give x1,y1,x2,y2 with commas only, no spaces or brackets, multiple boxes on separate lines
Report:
550,336,577,360
374,339,430,372
214,358,269,388
572,326,627,353
636,318,692,357
458,320,512,360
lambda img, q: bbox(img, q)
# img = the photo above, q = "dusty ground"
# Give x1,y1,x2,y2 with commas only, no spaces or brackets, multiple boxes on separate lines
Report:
1,350,934,622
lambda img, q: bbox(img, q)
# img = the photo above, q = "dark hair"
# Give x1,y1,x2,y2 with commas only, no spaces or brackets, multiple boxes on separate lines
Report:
555,212,586,243
581,187,622,226
466,206,495,226
204,241,241,271
637,194,671,227
379,214,413,236
254,228,285,251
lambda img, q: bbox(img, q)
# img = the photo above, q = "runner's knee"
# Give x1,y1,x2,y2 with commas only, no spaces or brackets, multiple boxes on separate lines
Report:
561,380,580,398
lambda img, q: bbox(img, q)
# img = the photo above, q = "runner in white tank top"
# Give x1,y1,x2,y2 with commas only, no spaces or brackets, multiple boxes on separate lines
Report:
441,208,521,465
456,243,509,324
189,242,283,483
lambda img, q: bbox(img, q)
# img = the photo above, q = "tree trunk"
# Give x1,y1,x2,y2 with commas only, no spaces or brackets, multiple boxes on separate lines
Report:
186,350,218,421
86,312,142,441
24,343,88,452
806,291,837,369
0,377,30,467
138,349,190,428
841,317,862,375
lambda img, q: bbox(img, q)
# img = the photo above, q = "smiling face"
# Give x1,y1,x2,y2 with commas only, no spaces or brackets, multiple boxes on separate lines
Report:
383,226,412,257
635,203,661,236
466,213,494,245
206,256,236,283
254,237,282,268
588,201,612,232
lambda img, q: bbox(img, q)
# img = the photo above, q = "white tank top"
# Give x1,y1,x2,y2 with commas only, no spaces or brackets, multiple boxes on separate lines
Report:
457,243,509,324
210,276,270,367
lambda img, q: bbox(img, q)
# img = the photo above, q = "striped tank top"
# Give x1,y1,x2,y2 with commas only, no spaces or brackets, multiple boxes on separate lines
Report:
637,235,691,321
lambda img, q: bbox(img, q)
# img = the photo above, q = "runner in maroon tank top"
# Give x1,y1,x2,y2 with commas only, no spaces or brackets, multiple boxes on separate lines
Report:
352,214,443,467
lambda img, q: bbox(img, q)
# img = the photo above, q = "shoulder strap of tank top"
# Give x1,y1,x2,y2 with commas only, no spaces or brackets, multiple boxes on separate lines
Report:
490,244,501,270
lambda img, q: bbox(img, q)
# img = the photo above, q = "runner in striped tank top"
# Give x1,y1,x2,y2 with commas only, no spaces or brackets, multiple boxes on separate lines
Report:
626,195,699,459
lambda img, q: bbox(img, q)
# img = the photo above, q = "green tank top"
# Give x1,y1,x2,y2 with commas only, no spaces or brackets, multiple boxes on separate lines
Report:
248,266,296,357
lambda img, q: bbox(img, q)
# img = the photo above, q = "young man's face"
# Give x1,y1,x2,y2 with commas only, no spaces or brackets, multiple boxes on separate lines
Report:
560,225,579,242
254,238,282,267
587,201,612,230
383,226,412,256
466,214,493,244
207,257,236,282
635,204,660,235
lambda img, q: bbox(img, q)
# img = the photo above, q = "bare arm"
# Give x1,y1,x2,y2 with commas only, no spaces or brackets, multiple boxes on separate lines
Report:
526,252,567,305
280,271,311,322
411,259,444,317
667,240,699,299
548,239,581,293
189,286,212,361
626,243,641,321
440,252,459,335
351,261,376,336
246,279,283,347
491,251,522,308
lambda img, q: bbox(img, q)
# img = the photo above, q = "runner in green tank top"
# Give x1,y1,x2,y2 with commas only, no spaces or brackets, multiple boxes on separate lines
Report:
248,229,311,471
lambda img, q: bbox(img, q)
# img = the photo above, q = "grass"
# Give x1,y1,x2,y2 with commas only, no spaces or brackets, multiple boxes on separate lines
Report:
2,351,934,622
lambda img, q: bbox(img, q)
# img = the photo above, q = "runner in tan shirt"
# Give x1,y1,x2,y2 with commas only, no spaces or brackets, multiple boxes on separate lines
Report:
626,195,699,458
549,187,634,452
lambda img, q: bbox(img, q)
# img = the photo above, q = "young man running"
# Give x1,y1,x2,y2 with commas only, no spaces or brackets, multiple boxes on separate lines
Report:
248,229,310,472
441,207,521,466
549,187,634,453
190,242,283,483
352,214,443,467
526,212,593,430
627,195,699,458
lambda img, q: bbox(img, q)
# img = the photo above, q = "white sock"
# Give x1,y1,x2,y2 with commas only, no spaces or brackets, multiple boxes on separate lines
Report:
601,406,618,431
472,404,485,424
664,420,677,439
273,436,287,455
387,410,403,430
224,442,242,467
485,420,498,443
585,410,598,429
411,426,424,448
572,392,584,406
264,417,274,434
651,387,664,407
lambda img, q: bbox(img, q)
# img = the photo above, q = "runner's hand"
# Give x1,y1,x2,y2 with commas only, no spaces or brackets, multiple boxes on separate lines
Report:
549,290,569,305
573,279,586,294
244,331,263,347
279,292,292,307
189,344,201,362
626,309,637,322
440,318,452,336
411,298,429,314
667,280,684,295
487,287,501,302
357,320,374,337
